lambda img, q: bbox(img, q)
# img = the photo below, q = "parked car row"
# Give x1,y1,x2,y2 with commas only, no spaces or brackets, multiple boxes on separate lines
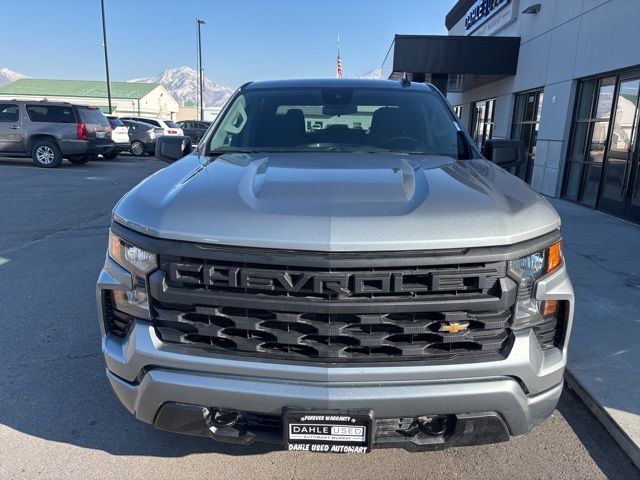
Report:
0,99,202,167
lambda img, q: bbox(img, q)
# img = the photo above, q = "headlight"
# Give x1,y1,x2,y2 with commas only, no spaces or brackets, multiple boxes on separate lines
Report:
108,231,157,275
108,231,157,319
148,128,156,139
508,241,562,324
509,251,546,279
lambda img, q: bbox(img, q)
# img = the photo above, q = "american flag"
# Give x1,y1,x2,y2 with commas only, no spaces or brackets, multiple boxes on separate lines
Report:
336,50,343,79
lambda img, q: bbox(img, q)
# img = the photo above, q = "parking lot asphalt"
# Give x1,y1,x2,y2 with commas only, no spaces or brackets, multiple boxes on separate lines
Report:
0,155,638,480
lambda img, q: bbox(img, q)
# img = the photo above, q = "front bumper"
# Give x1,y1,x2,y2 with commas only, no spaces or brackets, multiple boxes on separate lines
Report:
97,255,573,450
105,356,563,450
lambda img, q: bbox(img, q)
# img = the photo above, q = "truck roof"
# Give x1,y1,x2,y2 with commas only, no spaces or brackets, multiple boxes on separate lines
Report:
242,78,436,91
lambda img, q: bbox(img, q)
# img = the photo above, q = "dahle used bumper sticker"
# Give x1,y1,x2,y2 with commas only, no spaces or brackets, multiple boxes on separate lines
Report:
284,410,374,453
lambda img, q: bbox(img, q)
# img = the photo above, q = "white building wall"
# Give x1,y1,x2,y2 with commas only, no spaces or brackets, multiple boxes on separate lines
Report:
136,86,180,119
447,0,640,197
0,85,180,119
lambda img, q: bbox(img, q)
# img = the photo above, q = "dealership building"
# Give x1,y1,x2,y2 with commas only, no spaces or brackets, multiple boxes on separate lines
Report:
383,0,640,222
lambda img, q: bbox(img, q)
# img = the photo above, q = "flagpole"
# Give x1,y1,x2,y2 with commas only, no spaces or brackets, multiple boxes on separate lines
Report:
336,34,342,79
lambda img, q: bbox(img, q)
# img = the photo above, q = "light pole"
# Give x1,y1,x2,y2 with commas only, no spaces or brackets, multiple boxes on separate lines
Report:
100,0,112,114
196,19,205,121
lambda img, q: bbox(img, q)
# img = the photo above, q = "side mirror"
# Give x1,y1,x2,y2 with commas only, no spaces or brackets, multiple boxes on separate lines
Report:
483,139,525,169
155,135,193,163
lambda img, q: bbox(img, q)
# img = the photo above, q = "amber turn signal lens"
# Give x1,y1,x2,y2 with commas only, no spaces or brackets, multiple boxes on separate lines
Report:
543,300,559,317
547,241,562,273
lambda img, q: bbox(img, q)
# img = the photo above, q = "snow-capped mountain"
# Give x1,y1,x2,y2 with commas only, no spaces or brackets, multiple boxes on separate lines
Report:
129,66,233,107
359,68,383,80
0,67,27,86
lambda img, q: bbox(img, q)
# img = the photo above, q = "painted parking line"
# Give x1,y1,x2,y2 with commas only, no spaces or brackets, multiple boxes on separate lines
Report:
0,257,9,266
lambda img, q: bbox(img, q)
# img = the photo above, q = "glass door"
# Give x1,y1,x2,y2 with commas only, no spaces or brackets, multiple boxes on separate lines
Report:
470,98,495,150
562,77,616,208
598,76,640,222
512,89,544,183
625,117,640,222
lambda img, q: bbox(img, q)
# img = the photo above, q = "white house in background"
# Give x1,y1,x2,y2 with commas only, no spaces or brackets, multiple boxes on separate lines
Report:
0,79,179,119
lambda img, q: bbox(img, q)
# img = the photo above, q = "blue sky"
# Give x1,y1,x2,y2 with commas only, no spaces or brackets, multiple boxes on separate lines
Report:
1,0,456,88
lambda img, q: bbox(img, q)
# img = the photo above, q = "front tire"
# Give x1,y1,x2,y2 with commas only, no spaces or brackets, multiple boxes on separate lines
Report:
130,141,145,157
102,151,119,160
31,140,63,168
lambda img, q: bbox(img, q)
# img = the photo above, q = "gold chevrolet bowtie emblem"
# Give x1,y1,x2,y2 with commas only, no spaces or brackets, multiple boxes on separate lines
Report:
439,321,469,334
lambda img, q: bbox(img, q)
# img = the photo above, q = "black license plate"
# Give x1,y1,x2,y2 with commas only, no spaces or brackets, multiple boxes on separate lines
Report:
284,409,374,453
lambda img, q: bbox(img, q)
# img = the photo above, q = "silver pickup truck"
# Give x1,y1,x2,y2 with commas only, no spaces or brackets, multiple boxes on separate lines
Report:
97,79,573,453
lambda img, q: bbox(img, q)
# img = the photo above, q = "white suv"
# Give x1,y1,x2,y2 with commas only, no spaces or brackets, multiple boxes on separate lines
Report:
104,115,131,159
120,116,183,136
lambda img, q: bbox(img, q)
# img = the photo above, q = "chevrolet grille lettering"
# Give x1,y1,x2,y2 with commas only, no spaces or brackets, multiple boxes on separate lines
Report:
167,262,488,297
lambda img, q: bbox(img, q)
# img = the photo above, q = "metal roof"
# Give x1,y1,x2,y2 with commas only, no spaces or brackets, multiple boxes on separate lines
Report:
0,79,160,99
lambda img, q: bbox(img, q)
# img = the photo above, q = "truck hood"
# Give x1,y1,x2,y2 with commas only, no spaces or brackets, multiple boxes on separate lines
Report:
113,152,561,251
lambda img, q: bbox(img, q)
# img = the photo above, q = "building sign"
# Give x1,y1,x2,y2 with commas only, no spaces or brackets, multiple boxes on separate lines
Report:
465,0,515,36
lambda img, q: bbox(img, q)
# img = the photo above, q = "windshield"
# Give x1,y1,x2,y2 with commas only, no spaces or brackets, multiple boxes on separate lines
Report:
207,87,469,158
164,120,179,128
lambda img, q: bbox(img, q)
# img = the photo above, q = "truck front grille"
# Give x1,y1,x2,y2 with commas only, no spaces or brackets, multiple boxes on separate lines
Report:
147,249,517,363
154,304,512,361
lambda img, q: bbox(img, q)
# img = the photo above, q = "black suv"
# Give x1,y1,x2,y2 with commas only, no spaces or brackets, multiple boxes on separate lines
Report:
0,101,113,167
176,120,211,143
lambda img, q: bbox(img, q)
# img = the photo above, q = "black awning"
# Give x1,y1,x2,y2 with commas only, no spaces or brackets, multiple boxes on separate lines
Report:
387,35,520,93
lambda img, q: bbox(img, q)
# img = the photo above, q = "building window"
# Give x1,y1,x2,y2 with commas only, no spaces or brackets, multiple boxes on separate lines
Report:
452,105,462,119
471,98,495,149
562,77,616,208
511,89,544,183
563,70,640,223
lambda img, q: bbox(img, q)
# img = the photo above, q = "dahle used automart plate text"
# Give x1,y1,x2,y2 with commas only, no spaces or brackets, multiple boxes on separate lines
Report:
284,410,374,453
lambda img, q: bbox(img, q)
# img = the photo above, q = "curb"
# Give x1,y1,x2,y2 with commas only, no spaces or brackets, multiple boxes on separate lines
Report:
565,369,640,470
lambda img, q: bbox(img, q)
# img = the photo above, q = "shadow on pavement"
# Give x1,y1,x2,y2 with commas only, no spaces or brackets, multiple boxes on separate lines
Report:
0,157,79,168
558,386,638,479
0,286,277,458
0,334,279,458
